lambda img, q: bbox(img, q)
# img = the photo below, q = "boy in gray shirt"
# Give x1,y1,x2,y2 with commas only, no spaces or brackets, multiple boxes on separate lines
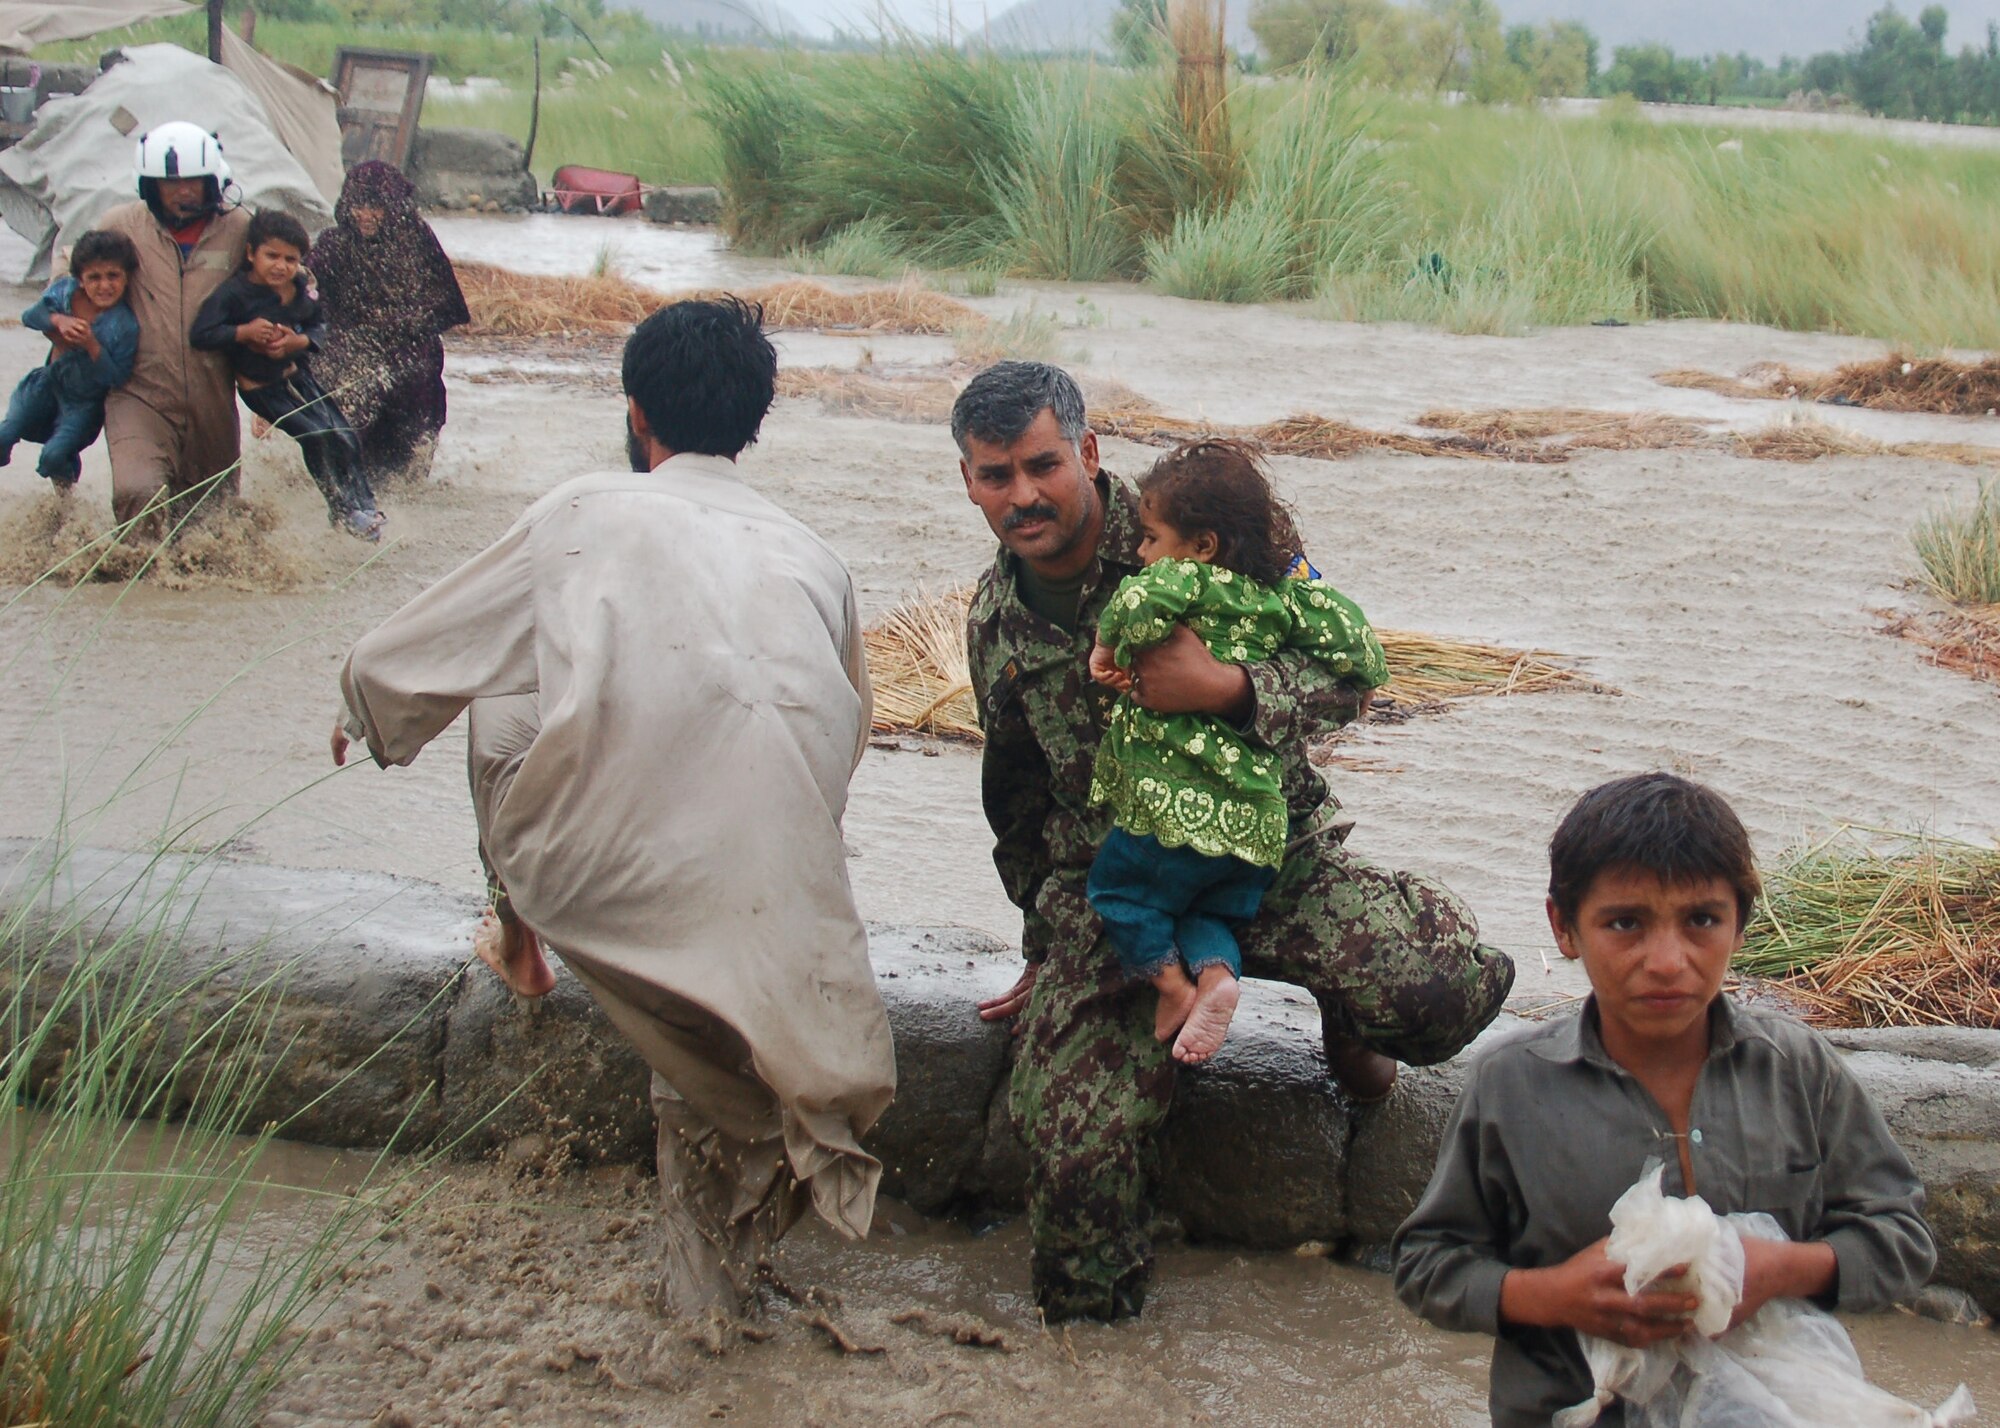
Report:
1394,773,1935,1427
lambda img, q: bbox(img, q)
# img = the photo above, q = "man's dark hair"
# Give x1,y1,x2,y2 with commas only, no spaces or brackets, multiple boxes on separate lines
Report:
950,360,1087,454
1138,439,1303,586
245,209,310,259
622,297,776,458
1548,773,1762,931
70,229,138,277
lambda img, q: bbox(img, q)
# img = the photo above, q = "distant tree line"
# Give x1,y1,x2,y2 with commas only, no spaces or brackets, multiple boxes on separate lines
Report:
1114,0,2000,124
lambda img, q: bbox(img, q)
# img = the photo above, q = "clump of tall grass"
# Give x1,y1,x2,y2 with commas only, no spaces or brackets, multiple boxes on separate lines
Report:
984,69,1139,282
1913,479,2000,607
953,305,1065,365
0,840,436,1426
791,217,913,280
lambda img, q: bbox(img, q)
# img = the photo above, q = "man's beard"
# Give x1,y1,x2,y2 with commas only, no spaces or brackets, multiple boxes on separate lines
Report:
627,418,648,473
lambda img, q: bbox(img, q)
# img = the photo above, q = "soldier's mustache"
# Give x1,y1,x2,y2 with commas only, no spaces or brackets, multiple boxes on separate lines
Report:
1004,504,1060,531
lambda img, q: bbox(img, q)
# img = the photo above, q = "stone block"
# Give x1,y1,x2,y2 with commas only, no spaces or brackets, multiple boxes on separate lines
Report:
642,186,721,225
409,126,538,212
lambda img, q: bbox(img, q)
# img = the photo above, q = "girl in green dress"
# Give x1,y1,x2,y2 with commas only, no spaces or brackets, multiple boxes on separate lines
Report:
1086,440,1389,1064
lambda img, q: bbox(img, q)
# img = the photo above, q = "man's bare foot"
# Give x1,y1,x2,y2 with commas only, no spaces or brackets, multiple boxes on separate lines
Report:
1152,963,1198,1041
1328,1038,1398,1103
474,910,557,998
1172,966,1240,1065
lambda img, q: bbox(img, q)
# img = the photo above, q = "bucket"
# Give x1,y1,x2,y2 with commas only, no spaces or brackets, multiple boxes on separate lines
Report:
0,87,34,124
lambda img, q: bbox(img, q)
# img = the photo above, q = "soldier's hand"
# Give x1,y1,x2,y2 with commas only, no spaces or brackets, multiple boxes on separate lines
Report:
1128,624,1253,721
977,964,1037,1024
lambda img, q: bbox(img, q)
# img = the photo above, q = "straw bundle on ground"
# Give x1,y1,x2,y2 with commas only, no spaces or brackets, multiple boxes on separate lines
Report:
1418,407,1715,453
1878,604,2000,687
1728,416,2000,468
1658,355,2000,417
864,587,1592,740
456,262,983,337
1736,830,2000,1029
864,585,980,740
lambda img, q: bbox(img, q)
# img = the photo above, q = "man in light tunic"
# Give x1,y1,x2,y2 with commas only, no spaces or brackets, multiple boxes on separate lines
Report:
332,298,895,1316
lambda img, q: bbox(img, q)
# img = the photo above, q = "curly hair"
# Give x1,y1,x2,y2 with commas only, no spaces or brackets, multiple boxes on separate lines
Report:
1136,439,1302,586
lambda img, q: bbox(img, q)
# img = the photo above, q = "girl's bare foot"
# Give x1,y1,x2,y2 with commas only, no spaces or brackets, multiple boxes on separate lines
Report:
1152,963,1198,1041
474,910,557,999
1173,966,1240,1065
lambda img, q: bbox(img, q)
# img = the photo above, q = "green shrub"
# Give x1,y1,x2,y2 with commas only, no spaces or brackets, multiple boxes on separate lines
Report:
1913,479,2000,606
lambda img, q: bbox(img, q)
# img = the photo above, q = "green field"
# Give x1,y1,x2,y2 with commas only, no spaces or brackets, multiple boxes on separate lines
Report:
44,22,2000,347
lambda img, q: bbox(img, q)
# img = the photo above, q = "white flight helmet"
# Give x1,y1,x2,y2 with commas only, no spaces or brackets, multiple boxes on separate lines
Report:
135,122,232,186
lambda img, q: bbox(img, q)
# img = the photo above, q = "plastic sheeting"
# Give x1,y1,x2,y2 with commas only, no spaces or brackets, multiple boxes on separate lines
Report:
218,27,344,209
0,43,333,281
0,0,193,53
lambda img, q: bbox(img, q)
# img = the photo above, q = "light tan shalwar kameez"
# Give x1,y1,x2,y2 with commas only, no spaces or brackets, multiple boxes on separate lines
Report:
340,458,896,1312
94,201,249,528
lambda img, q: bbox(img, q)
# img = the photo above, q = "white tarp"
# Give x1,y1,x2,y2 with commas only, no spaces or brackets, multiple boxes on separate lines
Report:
219,27,344,207
0,1,194,52
0,43,333,281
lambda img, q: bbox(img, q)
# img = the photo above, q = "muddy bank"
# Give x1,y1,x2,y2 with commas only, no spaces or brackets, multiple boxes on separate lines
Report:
7,839,1999,1317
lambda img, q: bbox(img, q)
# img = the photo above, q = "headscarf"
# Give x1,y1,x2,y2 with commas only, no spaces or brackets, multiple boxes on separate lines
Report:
310,162,469,434
312,161,468,349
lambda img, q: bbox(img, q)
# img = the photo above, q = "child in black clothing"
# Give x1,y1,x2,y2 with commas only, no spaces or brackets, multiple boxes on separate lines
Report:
191,210,385,541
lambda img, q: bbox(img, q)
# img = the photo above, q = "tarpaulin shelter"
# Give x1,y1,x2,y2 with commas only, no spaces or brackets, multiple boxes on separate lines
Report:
0,42,335,281
0,1,194,52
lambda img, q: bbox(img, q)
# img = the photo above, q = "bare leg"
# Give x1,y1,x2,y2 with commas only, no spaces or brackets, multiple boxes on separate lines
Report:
473,908,556,998
1172,964,1241,1065
1151,962,1198,1042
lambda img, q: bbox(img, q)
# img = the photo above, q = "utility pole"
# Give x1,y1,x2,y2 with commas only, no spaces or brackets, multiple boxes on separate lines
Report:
207,0,224,62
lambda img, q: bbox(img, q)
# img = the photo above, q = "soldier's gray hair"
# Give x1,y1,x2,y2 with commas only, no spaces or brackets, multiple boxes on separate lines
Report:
950,361,1088,454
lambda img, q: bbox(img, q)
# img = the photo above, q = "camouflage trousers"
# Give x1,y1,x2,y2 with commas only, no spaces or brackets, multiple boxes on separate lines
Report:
1010,819,1514,1322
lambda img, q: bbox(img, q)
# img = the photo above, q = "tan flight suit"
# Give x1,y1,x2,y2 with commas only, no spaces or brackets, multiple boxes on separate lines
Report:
94,201,250,530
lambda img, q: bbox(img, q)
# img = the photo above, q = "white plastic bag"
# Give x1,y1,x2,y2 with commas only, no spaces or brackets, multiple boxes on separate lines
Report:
1554,1164,1976,1428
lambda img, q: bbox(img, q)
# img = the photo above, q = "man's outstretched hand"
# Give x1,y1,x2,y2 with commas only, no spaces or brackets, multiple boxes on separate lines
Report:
978,964,1038,1024
330,715,350,766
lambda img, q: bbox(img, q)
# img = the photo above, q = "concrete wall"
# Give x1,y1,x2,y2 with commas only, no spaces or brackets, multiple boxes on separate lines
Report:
4,841,1995,1312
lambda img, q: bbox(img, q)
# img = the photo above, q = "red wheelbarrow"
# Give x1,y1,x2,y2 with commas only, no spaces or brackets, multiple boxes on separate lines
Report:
549,165,643,216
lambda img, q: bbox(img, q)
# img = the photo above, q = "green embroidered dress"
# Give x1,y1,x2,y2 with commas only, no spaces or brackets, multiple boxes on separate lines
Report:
1088,558,1389,869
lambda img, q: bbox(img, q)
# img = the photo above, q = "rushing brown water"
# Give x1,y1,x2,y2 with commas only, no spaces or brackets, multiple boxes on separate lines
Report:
219,1138,1996,1428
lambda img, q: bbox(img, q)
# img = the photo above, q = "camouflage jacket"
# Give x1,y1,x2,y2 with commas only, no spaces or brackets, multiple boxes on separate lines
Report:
967,474,1370,964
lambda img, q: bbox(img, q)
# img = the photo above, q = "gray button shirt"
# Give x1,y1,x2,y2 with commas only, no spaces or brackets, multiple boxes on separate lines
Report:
1392,997,1936,1427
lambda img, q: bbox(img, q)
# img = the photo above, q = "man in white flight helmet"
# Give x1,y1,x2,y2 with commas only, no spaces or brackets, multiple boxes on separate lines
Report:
93,122,252,532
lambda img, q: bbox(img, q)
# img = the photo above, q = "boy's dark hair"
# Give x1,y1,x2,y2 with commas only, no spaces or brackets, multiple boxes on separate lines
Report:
950,361,1088,454
1548,773,1762,930
622,296,776,458
1136,439,1303,586
245,209,310,259
70,229,139,277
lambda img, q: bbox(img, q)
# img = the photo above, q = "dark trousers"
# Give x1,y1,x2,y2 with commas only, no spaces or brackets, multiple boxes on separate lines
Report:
0,365,102,481
1086,827,1277,980
239,370,376,522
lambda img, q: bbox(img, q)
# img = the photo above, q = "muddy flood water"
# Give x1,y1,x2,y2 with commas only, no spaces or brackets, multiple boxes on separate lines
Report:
230,1137,1991,1428
2,215,1999,1420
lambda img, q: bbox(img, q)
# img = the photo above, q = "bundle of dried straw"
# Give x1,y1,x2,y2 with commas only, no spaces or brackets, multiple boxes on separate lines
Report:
1658,354,2000,417
455,262,982,337
863,586,1588,741
1737,830,2000,1029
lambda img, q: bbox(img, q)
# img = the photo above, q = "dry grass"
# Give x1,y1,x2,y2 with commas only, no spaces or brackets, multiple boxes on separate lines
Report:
454,262,983,337
864,584,980,740
1877,604,2000,688
1737,830,2000,1029
778,368,1155,426
1728,416,2000,468
1657,354,2000,417
863,586,1592,741
1417,407,1714,453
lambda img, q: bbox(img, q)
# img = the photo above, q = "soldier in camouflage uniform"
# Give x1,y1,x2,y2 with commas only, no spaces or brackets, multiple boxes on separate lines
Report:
955,363,1515,1323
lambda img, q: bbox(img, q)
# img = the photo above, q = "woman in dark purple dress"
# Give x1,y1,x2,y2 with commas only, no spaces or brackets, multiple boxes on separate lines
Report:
309,162,469,485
